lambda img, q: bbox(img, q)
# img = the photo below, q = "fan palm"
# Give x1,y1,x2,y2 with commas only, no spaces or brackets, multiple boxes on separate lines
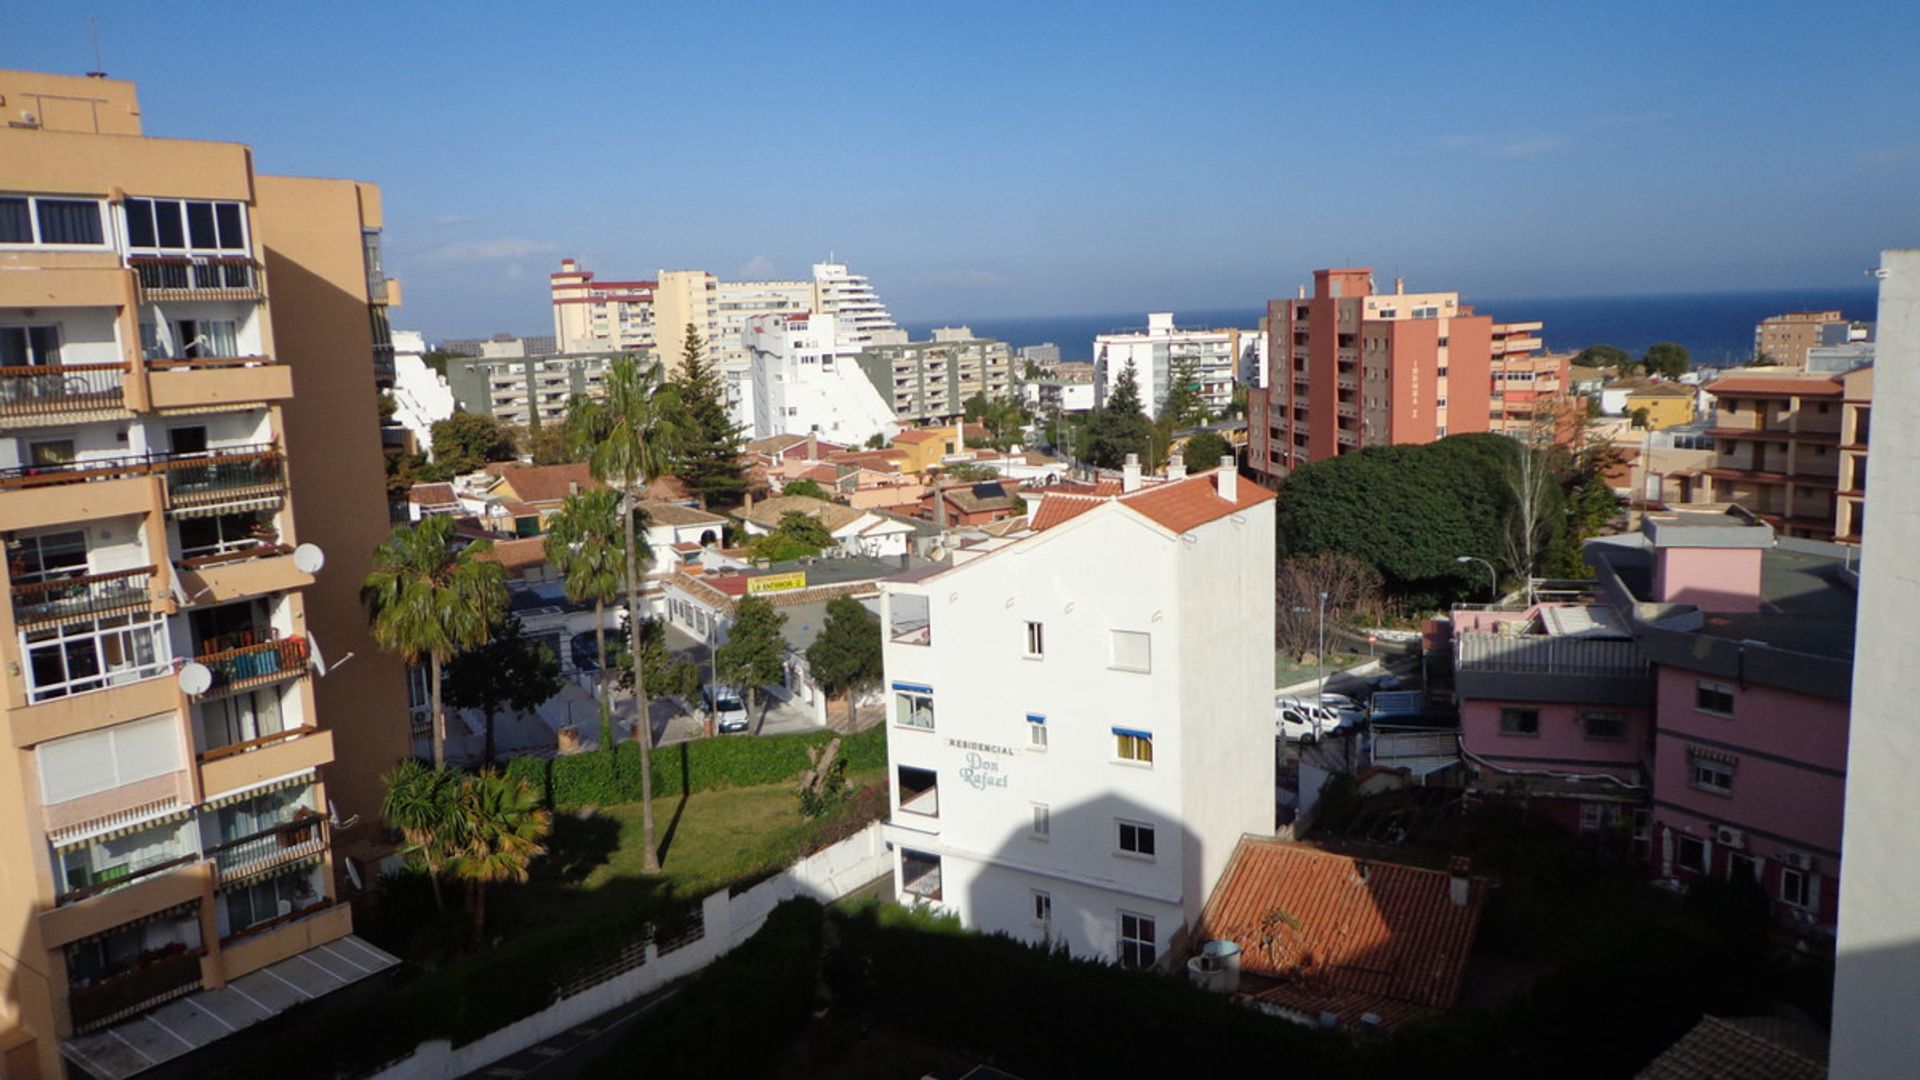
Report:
380,759,466,913
447,771,550,946
543,488,633,703
568,354,679,872
362,515,509,769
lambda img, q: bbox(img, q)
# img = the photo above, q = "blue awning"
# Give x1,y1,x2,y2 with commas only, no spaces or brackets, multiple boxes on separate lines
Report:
1112,727,1152,740
1027,714,1047,724
891,681,933,694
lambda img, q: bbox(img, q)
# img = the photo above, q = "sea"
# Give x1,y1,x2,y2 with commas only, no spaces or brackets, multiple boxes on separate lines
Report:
901,285,1881,368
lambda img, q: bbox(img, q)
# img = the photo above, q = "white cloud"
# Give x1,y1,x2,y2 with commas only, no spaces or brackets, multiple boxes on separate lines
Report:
432,213,475,227
738,254,778,278
419,237,561,263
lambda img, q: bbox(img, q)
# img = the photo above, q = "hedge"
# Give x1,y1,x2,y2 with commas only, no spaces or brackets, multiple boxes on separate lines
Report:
505,725,887,808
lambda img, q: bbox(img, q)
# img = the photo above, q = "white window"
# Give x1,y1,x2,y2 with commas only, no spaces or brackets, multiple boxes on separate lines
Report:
1689,752,1735,795
1113,727,1154,764
1031,803,1050,840
1109,630,1151,673
1024,620,1044,658
22,609,170,703
1696,680,1735,716
1027,713,1048,750
1780,866,1817,911
892,683,935,730
1675,834,1710,874
1033,890,1052,928
0,195,107,246
1116,819,1156,858
1118,911,1157,969
38,713,184,805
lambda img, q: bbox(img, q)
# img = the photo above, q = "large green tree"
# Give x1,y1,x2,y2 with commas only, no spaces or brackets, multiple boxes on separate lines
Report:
748,510,834,563
1574,344,1635,373
1159,352,1211,429
963,393,1030,451
544,488,627,705
444,615,564,765
1181,430,1235,470
448,771,550,947
567,354,679,872
804,596,882,727
1079,360,1154,469
380,759,465,913
430,411,517,475
713,596,789,733
362,515,509,769
670,324,749,509
1643,342,1690,379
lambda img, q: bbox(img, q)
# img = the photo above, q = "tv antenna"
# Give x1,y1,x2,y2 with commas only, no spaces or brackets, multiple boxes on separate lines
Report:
86,20,107,79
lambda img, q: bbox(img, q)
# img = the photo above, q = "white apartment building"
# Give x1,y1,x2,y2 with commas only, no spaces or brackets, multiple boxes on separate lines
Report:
1094,313,1243,418
746,312,899,446
715,280,814,367
880,459,1275,968
813,261,905,347
388,329,455,453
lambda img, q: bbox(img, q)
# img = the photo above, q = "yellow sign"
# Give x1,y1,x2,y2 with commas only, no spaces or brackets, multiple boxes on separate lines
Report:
747,571,807,595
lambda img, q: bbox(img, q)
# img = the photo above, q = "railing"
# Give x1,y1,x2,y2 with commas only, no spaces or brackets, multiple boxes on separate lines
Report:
178,542,289,570
129,255,262,300
57,852,199,906
146,354,276,372
199,723,315,763
159,444,286,509
194,635,309,696
0,363,128,420
208,815,327,887
10,565,154,627
68,946,206,1034
1456,632,1649,676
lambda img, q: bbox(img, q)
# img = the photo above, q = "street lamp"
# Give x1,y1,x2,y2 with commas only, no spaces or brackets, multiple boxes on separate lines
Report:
1316,590,1329,695
1456,555,1498,604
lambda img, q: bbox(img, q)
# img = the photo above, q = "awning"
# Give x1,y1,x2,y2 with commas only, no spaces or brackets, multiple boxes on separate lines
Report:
202,769,315,810
169,494,282,519
49,799,191,852
1689,747,1738,765
215,850,323,894
60,934,400,1079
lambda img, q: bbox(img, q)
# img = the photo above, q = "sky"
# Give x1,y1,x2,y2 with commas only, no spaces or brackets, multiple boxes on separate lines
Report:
7,2,1919,338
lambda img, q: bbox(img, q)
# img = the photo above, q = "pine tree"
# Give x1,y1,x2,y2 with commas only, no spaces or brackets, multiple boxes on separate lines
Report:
1160,352,1210,428
1079,359,1155,469
669,323,749,509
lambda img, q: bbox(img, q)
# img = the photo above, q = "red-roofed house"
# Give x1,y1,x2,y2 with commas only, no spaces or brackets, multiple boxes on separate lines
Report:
1699,366,1872,541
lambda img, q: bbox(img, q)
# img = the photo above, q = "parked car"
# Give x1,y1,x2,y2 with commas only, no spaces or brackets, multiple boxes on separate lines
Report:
1319,691,1365,714
702,684,750,733
1276,696,1362,742
1276,702,1327,744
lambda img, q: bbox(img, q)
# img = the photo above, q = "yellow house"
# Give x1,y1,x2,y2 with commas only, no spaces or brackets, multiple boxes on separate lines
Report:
1623,384,1697,429
891,426,964,473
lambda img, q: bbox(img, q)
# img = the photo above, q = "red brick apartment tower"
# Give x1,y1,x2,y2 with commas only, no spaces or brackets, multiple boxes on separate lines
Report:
1249,269,1498,485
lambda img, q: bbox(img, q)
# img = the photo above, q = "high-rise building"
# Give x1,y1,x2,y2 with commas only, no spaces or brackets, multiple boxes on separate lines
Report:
1247,269,1566,485
0,68,404,1075
745,312,897,446
549,259,655,354
1093,313,1242,418
811,261,904,347
1831,247,1918,1079
650,269,718,378
439,351,620,430
1753,310,1864,369
713,280,814,368
879,460,1274,968
856,331,1014,425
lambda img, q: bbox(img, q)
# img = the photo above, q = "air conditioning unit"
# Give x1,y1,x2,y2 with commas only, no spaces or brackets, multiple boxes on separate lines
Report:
1782,852,1816,872
1714,826,1746,850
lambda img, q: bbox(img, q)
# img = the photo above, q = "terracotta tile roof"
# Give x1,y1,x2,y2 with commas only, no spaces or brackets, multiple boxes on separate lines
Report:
484,462,603,504
636,499,727,527
1198,839,1486,1031
892,429,949,445
826,449,907,472
1706,375,1844,398
797,464,839,483
645,475,692,502
471,536,550,575
746,433,845,457
733,495,864,533
407,483,456,505
1638,1015,1828,1079
1030,469,1273,535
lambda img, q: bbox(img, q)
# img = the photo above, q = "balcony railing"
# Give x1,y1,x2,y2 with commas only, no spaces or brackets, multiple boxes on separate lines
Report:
0,363,128,421
207,815,327,888
129,255,264,302
193,635,309,697
158,444,286,511
56,851,198,906
10,565,155,628
199,723,315,763
145,354,276,373
68,946,206,1034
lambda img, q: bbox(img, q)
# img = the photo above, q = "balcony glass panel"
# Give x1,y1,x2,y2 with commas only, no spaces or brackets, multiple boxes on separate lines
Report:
55,815,198,903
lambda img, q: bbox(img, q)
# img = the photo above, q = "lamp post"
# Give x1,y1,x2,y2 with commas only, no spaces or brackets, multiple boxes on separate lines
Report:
1316,590,1329,695
1456,555,1497,604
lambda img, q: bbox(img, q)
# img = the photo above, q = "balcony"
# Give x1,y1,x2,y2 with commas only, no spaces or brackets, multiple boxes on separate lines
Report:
158,444,287,514
208,815,328,889
0,363,128,426
10,565,156,630
146,357,292,410
129,255,265,303
200,728,331,802
53,813,200,907
176,546,311,607
192,633,310,699
68,944,207,1034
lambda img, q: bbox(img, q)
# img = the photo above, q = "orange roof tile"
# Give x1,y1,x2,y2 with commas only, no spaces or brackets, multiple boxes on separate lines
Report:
892,429,948,444
407,483,456,505
1706,375,1844,398
1030,470,1273,535
485,462,604,504
1198,839,1487,1031
471,536,550,574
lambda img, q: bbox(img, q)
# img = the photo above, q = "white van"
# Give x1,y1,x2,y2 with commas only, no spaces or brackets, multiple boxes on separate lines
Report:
703,685,750,733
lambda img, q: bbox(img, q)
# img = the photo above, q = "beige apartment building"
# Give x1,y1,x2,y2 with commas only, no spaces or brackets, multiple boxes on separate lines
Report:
0,69,406,1077
1697,366,1873,542
1754,309,1852,369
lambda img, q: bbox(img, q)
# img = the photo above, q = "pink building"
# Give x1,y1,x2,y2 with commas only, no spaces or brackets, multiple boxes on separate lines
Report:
1456,506,1855,940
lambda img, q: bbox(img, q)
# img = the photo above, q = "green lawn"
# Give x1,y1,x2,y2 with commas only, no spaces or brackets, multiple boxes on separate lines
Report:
1274,651,1362,689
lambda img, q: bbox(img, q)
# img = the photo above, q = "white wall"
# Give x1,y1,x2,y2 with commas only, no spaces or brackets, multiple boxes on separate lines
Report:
747,314,898,446
1832,249,1920,1078
391,351,456,454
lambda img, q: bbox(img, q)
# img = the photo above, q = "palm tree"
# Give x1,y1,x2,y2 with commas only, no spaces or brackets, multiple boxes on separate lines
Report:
380,759,466,913
568,354,679,872
543,488,628,704
447,771,550,946
363,515,509,769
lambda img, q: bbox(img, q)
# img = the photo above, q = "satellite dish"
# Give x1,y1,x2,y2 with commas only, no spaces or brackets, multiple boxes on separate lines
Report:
292,543,325,574
177,662,214,696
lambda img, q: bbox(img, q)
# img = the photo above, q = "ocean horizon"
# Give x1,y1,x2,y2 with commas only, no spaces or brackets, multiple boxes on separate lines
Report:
901,284,1880,367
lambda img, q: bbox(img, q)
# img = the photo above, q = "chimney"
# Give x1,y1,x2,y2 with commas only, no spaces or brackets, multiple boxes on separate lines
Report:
568,481,580,496
1167,453,1186,481
1297,284,1307,300
1448,856,1471,907
1394,276,1406,295
807,432,818,460
1216,457,1237,501
561,258,577,272
934,482,949,529
1122,453,1142,493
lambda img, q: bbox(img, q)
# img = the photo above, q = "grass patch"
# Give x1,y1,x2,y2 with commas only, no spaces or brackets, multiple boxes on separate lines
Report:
1274,651,1362,688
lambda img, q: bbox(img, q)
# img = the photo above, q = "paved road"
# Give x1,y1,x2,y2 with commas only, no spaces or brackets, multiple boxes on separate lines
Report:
460,985,680,1080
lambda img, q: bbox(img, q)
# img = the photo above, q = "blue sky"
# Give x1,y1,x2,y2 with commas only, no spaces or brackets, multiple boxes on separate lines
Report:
7,2,1918,337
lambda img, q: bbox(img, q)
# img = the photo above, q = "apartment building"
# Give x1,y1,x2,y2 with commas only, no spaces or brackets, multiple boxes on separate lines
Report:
438,351,618,430
0,68,403,1076
1092,313,1241,418
811,261,904,347
440,334,557,359
549,259,655,356
1248,269,1563,484
880,459,1275,968
1454,507,1854,940
713,280,813,368
746,312,897,446
1698,366,1872,542
856,330,1014,425
1753,310,1869,369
